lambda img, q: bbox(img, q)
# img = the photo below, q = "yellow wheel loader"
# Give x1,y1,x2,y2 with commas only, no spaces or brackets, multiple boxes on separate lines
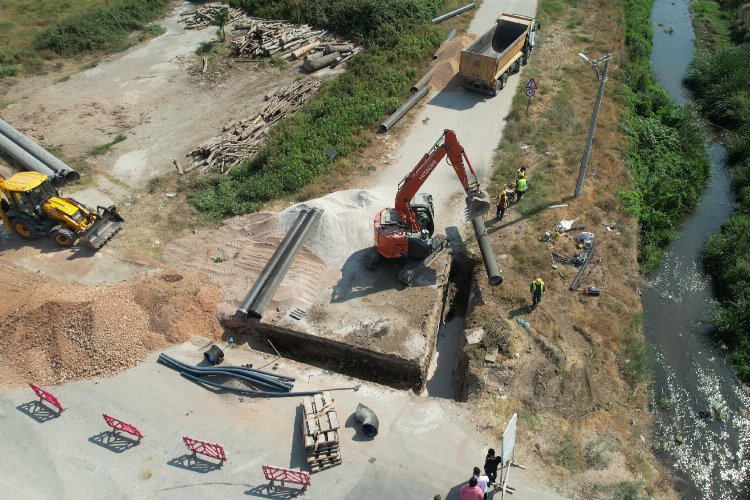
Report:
0,171,124,249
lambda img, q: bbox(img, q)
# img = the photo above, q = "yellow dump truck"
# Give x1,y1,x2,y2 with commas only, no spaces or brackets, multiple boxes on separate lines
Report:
460,14,539,95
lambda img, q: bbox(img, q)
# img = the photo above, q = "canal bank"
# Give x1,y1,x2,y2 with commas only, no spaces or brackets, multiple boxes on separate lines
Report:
645,0,750,497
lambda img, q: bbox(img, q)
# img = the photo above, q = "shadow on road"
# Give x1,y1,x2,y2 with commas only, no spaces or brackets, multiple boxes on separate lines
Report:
330,248,404,304
16,401,61,423
244,484,305,498
167,453,223,473
88,431,141,453
427,75,488,110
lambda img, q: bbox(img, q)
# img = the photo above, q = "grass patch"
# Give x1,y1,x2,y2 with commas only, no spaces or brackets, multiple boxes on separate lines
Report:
55,74,71,83
618,314,651,386
147,176,164,194
87,133,126,156
551,434,587,472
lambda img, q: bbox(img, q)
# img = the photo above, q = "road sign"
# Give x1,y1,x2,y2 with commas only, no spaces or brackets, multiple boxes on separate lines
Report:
525,89,535,97
525,78,537,90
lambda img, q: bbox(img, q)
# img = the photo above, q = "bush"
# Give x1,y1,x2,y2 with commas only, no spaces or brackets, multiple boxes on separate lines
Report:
36,0,170,55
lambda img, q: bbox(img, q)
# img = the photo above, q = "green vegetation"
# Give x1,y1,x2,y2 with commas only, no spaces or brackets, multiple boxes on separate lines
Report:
618,315,651,385
619,0,711,272
189,0,448,217
685,0,750,382
0,0,168,80
87,133,126,156
36,0,168,55
211,7,231,43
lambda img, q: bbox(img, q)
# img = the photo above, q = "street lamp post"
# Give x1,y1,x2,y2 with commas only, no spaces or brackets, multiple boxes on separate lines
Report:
574,52,611,199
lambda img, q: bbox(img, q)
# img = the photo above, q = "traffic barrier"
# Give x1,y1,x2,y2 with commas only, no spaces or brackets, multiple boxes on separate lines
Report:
103,414,144,440
28,383,64,414
183,436,227,464
263,465,311,491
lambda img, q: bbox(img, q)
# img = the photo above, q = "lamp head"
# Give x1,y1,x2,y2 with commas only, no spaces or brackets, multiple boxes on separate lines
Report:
577,53,590,64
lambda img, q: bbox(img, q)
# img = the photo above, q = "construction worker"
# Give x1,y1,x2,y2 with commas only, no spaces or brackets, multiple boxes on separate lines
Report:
516,166,526,180
495,190,508,220
515,172,528,202
530,277,544,306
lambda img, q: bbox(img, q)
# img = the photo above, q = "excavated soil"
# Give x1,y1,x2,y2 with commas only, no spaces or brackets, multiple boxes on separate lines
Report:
0,260,223,388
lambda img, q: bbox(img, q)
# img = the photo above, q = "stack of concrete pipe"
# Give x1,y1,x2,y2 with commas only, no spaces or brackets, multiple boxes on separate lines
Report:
236,207,322,319
0,118,79,185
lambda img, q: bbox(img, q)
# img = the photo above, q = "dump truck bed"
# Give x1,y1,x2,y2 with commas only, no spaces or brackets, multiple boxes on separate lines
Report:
460,13,535,95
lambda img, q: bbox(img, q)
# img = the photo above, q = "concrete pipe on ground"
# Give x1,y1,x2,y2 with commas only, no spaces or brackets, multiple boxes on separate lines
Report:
410,70,434,93
0,118,80,183
379,86,429,133
432,3,475,24
0,132,59,184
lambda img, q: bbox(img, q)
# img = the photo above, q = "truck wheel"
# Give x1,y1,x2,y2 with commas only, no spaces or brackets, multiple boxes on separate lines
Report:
511,60,521,74
51,227,76,247
10,218,37,240
499,73,508,90
522,49,530,66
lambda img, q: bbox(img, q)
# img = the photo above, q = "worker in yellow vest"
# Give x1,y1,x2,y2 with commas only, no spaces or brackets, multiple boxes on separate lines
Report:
530,277,545,306
516,173,528,202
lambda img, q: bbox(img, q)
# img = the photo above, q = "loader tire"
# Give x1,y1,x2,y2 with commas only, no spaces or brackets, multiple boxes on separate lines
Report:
51,227,76,247
10,218,37,240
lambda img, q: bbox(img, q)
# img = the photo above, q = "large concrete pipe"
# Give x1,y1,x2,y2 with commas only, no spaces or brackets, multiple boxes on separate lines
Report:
378,86,428,133
0,118,79,183
248,208,322,318
236,209,309,317
433,28,457,59
471,216,503,286
410,69,433,93
432,3,475,24
0,132,59,184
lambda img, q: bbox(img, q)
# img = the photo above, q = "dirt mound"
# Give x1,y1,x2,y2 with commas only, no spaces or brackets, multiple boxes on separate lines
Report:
0,264,223,388
430,35,477,91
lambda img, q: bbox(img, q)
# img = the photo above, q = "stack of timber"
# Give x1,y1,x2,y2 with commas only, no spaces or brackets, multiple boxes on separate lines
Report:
179,3,245,29
186,78,321,174
230,19,359,67
301,391,341,473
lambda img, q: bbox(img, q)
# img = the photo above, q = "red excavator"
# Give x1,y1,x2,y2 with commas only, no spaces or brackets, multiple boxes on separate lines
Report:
366,129,491,284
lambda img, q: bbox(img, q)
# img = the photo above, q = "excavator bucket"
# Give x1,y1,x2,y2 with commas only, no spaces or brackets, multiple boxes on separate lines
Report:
83,205,124,249
466,192,491,218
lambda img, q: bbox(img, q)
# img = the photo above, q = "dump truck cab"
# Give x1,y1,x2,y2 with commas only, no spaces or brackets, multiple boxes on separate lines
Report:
0,171,123,248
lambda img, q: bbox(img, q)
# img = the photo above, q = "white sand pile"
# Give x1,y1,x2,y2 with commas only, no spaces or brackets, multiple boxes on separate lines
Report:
279,189,391,268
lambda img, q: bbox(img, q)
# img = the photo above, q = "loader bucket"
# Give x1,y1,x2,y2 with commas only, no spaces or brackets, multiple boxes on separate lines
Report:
84,205,124,249
466,192,491,218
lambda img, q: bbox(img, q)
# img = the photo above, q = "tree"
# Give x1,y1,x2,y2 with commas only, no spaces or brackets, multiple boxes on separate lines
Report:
212,7,230,43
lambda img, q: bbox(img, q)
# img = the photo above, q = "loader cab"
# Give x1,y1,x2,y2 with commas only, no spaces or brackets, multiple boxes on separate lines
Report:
0,172,57,219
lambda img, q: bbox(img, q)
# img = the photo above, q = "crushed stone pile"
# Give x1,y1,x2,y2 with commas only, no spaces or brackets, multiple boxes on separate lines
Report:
0,264,223,389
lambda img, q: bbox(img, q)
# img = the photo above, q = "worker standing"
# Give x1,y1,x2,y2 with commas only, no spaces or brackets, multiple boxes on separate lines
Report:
516,166,526,181
515,173,528,202
530,277,545,306
495,190,508,220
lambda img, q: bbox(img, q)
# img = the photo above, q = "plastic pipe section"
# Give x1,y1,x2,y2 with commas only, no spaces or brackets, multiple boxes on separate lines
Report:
248,208,322,318
432,3,475,24
354,403,379,437
471,216,503,286
0,118,80,183
379,86,428,133
236,210,309,317
0,133,59,183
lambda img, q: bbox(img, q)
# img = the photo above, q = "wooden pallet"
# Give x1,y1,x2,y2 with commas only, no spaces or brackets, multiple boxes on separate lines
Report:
301,391,342,473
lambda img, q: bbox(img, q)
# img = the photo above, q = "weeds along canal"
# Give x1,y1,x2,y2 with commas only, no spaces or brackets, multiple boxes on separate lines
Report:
645,0,750,497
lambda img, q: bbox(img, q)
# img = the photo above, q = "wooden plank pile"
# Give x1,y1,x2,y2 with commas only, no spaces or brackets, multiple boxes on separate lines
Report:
179,3,246,30
301,391,341,473
186,78,321,174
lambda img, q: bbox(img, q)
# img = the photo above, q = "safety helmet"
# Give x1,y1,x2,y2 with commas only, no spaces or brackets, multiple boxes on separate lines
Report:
535,277,542,284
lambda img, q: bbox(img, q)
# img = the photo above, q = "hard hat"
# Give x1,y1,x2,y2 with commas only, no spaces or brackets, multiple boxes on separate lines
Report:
535,277,542,283
520,172,526,178
500,190,506,196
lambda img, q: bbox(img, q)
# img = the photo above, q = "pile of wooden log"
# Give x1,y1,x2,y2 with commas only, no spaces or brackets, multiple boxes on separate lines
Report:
301,392,341,473
231,19,359,69
186,78,321,174
179,3,246,30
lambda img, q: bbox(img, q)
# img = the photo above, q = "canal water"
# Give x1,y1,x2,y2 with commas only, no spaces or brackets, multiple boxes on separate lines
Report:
644,0,750,497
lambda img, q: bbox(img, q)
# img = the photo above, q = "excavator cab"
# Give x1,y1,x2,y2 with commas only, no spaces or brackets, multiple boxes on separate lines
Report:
0,171,123,248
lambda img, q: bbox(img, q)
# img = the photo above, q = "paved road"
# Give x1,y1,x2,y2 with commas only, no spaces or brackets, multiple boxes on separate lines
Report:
0,342,564,499
371,0,538,233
